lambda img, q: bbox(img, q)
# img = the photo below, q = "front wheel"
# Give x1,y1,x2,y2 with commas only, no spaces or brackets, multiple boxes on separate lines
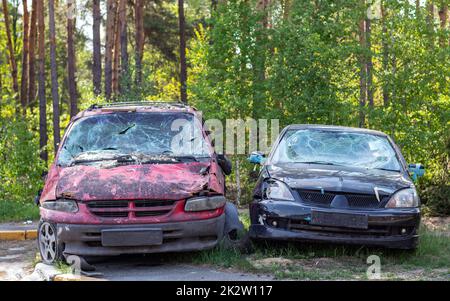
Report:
220,202,253,253
38,221,64,264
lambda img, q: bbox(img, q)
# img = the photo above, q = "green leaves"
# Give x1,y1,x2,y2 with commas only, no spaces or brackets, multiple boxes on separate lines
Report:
187,0,449,214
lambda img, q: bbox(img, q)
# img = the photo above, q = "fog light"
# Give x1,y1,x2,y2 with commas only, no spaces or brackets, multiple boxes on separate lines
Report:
401,228,406,234
272,220,278,227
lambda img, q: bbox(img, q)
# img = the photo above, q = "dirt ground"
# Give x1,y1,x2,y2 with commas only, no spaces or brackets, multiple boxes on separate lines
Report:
248,255,449,280
421,217,450,236
0,240,37,280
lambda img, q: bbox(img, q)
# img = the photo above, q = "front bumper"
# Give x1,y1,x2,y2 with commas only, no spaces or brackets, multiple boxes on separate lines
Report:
56,214,225,256
249,200,420,249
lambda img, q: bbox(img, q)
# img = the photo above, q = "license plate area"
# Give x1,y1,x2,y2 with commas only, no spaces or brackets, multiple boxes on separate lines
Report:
101,229,163,247
311,211,368,229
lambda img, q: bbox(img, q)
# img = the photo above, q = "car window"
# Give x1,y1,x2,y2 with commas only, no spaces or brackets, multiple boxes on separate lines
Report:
271,129,401,171
58,112,211,166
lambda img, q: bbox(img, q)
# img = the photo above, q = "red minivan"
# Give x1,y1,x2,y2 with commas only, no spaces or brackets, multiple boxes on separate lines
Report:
37,102,241,264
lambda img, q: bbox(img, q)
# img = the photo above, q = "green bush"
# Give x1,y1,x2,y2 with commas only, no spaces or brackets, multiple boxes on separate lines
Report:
0,116,45,222
418,134,450,216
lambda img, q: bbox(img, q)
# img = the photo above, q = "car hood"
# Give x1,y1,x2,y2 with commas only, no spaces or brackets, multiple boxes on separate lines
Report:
55,162,218,201
266,163,412,195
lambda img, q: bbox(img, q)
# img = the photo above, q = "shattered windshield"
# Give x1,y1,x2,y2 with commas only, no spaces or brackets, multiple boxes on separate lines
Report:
58,112,211,166
271,129,401,171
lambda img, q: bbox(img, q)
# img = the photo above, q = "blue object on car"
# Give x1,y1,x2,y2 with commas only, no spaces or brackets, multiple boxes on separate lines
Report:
248,152,266,165
408,163,425,181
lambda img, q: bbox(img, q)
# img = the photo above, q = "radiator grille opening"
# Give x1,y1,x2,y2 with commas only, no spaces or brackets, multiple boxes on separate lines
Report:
86,200,178,218
296,189,387,209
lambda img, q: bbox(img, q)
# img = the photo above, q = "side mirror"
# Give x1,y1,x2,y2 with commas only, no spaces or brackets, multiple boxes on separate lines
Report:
34,189,43,206
217,154,232,175
408,163,425,181
248,151,266,165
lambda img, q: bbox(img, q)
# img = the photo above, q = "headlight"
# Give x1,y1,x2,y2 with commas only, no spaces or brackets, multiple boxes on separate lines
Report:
263,179,295,201
185,195,226,212
385,188,419,208
42,199,78,213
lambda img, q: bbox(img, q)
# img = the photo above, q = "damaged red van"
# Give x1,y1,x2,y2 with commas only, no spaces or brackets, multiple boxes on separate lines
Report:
37,102,242,264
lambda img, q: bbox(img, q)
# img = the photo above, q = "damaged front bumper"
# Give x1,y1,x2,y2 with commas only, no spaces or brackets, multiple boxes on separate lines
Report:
57,214,225,257
249,200,420,249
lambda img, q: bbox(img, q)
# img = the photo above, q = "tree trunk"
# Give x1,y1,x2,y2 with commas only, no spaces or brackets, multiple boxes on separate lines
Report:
253,0,270,119
178,0,187,103
105,0,117,99
235,158,241,206
427,1,435,48
365,18,374,109
358,18,366,128
2,0,19,107
118,0,128,93
49,0,60,152
112,2,120,96
381,3,389,107
19,0,29,114
134,0,144,86
37,0,47,162
439,3,448,47
282,0,292,20
92,0,102,95
67,0,78,117
28,0,37,108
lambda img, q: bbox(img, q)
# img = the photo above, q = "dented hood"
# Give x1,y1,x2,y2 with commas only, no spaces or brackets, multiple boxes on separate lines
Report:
55,162,215,201
267,163,412,195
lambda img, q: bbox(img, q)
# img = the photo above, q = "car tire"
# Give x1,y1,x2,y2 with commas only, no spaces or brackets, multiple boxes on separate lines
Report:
220,202,254,253
37,220,64,265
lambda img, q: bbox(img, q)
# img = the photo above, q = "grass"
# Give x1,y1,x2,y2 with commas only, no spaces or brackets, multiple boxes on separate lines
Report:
0,200,39,222
189,213,450,280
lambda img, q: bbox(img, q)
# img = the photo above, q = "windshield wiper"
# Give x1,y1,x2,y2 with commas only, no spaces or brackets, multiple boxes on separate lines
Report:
117,123,135,135
69,154,136,166
174,155,212,162
295,161,342,166
373,167,400,172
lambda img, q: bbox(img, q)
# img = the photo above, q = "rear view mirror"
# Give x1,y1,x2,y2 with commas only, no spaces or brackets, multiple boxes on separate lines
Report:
217,154,232,175
408,163,425,181
248,151,266,165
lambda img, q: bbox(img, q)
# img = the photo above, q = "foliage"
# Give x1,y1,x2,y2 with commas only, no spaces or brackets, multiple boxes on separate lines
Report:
188,0,450,215
0,112,44,221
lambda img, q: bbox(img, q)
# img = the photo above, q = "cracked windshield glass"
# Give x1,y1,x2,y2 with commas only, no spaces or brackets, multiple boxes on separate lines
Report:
271,129,401,171
58,112,211,166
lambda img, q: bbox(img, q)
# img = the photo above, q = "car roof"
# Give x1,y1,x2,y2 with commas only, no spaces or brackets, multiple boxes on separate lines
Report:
284,124,388,137
73,101,199,120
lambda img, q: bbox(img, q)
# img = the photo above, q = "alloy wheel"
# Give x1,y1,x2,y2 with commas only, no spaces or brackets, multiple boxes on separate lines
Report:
38,222,58,264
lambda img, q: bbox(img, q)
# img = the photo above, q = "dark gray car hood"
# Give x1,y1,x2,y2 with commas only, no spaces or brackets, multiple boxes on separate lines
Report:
266,163,413,195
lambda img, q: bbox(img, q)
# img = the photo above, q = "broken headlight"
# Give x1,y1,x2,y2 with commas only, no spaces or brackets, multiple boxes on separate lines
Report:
184,195,227,212
42,199,78,213
385,188,419,208
263,179,295,201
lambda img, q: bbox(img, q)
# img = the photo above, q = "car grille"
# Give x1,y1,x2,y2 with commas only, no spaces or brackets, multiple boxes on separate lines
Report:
296,190,388,209
86,200,178,218
265,217,415,237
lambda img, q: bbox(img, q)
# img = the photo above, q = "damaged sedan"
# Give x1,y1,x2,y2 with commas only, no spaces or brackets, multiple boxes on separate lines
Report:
37,102,242,264
248,125,424,249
